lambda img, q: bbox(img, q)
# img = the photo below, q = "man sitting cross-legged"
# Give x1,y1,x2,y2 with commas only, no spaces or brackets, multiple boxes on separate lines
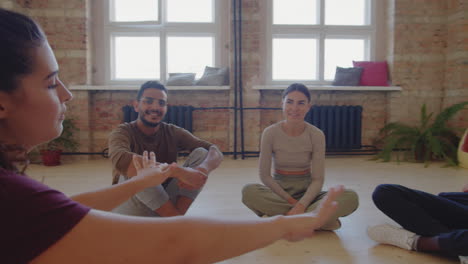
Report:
109,81,223,217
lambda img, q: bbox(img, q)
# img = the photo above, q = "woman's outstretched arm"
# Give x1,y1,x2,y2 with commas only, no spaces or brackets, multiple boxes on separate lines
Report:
71,152,171,211
33,186,344,264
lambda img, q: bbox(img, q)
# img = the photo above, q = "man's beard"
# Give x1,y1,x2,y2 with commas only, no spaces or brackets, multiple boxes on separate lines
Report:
139,110,163,128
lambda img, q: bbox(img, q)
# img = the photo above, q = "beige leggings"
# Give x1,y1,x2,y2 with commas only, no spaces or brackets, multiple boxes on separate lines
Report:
242,175,359,228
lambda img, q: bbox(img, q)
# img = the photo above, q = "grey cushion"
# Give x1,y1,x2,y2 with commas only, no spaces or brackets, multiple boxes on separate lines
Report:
195,66,229,86
332,67,363,86
166,73,196,86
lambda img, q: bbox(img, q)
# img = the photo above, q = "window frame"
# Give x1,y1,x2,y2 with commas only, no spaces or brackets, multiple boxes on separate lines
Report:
94,0,227,85
266,0,376,85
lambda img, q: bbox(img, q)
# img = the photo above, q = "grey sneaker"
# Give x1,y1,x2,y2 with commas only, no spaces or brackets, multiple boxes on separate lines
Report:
460,256,468,264
367,224,417,250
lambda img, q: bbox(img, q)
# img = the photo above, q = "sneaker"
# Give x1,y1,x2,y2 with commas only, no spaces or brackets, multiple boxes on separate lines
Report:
460,256,468,264
367,224,417,250
320,219,342,231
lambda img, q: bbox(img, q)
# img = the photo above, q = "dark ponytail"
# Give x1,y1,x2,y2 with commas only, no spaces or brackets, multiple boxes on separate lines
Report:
0,144,28,174
0,8,43,172
0,8,46,94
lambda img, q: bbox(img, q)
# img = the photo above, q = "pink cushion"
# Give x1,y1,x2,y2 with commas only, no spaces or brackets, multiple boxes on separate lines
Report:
352,61,389,86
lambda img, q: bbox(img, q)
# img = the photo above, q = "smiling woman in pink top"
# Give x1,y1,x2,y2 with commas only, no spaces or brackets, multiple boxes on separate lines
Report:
242,83,358,230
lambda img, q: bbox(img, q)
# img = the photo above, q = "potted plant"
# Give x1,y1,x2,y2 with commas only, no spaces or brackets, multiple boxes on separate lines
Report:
40,117,80,166
375,101,468,167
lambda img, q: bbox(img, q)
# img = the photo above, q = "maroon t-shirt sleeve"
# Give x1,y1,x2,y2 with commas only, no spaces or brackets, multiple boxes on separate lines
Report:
0,169,91,264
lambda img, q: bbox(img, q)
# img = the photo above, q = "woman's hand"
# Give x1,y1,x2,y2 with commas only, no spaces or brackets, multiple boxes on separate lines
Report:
286,203,306,216
287,197,298,205
131,151,172,187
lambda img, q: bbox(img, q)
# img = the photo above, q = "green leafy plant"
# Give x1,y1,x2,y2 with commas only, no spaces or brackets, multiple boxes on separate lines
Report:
41,117,80,152
375,101,468,166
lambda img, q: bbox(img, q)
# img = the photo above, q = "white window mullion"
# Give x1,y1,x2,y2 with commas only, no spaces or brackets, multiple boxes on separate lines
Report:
319,0,324,25
108,0,115,21
108,31,114,82
214,0,221,67
158,0,163,25
366,36,373,61
160,0,167,83
318,0,325,82
366,0,373,25
318,33,325,83
160,30,167,84
368,0,376,60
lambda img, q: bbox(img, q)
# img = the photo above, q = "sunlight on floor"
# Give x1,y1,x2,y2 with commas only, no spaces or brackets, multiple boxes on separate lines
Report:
28,156,467,264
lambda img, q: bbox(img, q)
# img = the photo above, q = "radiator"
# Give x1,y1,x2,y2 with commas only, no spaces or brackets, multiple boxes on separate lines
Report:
305,105,362,150
122,105,194,132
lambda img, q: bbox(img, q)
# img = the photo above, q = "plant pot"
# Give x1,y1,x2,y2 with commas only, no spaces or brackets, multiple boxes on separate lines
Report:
414,144,429,163
40,150,62,166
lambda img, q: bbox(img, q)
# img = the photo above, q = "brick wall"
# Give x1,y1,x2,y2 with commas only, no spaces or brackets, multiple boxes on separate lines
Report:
237,0,264,152
389,0,467,135
389,0,448,124
2,0,466,156
443,0,468,129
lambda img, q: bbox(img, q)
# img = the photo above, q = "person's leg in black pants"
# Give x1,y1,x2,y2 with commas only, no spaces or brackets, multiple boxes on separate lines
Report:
368,184,468,257
372,184,468,236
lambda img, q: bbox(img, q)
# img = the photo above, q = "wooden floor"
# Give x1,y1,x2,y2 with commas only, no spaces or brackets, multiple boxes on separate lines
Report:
28,156,467,264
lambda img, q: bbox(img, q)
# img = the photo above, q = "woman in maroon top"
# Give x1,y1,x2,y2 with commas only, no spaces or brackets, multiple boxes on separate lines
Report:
0,8,344,264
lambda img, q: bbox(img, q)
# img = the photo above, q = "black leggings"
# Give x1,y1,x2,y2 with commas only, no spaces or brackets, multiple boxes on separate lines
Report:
372,184,468,256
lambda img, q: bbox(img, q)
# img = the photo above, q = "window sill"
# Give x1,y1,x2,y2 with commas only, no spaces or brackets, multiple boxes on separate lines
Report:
253,85,402,91
69,85,231,91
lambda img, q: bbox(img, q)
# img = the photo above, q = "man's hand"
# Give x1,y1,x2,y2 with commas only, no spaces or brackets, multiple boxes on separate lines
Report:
169,163,208,190
131,151,172,187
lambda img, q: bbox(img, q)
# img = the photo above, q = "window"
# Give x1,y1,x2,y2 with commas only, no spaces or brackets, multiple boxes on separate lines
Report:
95,0,227,84
268,0,375,83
